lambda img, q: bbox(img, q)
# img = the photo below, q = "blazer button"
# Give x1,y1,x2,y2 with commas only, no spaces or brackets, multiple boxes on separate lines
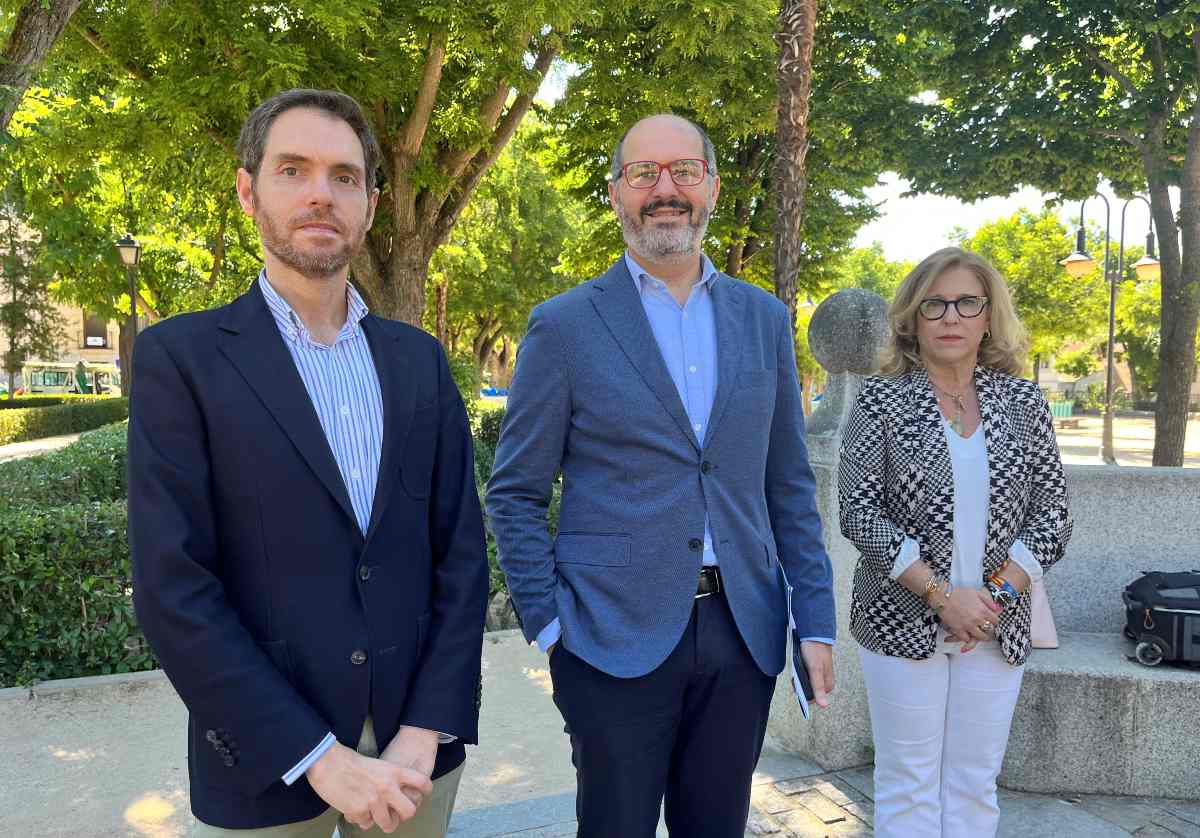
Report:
701,461,713,474
688,538,703,551
350,649,368,665
359,565,371,582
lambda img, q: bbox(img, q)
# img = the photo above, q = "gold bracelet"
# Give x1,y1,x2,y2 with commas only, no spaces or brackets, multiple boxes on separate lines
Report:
931,579,953,613
922,572,941,602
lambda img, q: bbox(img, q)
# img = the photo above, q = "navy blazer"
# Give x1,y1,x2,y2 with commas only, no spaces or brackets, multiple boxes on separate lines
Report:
128,282,488,829
486,259,835,679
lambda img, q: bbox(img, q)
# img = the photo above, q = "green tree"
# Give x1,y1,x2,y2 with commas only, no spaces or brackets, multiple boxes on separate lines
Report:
0,0,81,132
888,0,1199,465
548,1,927,299
427,121,579,376
959,210,1109,369
1055,347,1100,382
829,242,911,301
5,0,599,329
0,192,63,396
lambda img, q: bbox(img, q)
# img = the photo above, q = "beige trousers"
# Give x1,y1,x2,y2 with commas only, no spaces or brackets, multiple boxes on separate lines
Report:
194,719,463,838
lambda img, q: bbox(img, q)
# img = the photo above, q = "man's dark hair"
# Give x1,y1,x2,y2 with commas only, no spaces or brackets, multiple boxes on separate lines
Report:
237,88,381,190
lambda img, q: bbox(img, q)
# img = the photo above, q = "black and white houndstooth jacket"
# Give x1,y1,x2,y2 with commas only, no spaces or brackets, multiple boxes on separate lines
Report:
838,364,1072,666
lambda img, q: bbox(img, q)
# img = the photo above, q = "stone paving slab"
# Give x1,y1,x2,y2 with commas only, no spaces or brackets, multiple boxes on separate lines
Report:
3,629,1199,837
743,766,1200,838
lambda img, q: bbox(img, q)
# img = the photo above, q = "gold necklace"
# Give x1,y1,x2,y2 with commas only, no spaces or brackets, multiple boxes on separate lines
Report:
930,381,968,436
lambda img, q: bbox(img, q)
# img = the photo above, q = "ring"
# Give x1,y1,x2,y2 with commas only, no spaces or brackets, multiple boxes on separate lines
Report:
979,621,994,632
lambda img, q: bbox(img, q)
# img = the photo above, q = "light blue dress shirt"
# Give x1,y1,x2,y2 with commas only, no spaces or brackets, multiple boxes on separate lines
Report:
537,254,833,653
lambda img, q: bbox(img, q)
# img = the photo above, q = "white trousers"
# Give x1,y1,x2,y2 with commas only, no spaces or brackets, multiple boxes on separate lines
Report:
858,637,1025,838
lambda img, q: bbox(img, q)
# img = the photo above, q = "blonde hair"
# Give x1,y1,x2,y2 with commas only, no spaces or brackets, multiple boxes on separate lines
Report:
880,247,1029,377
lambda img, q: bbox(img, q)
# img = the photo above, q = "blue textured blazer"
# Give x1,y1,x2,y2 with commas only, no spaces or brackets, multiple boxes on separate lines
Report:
486,259,835,679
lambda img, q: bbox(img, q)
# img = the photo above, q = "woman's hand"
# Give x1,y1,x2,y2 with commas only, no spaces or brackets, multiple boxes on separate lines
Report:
939,587,1002,652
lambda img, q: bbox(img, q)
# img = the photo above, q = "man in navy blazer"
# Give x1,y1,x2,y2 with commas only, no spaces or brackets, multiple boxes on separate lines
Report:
129,89,488,837
486,114,836,837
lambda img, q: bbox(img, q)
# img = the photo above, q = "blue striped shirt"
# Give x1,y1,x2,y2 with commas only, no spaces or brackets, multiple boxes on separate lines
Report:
259,271,382,784
258,272,383,537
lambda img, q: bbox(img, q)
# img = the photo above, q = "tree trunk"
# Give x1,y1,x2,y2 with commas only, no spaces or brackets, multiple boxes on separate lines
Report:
472,318,502,375
1147,93,1200,466
1033,353,1041,385
771,0,818,333
0,0,83,133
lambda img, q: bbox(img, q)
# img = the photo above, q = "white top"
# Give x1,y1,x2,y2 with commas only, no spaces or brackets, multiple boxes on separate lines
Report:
891,420,1043,628
944,420,989,592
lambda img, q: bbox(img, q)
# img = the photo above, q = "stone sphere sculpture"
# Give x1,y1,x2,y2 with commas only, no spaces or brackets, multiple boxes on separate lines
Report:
804,287,890,437
807,287,890,376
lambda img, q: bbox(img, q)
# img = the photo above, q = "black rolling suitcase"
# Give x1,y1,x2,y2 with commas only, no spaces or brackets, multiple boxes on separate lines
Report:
1122,571,1200,667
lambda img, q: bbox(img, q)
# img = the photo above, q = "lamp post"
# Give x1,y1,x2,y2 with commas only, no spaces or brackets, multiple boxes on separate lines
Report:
115,234,141,395
1059,196,1161,464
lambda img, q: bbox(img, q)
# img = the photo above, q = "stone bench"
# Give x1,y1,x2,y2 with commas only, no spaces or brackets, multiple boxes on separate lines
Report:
1002,631,1200,800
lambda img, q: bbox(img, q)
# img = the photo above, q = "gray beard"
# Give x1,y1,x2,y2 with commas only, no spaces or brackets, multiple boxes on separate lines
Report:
616,201,711,262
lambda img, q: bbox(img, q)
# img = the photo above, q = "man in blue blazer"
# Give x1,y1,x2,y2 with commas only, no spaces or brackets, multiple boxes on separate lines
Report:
486,114,836,837
128,89,488,837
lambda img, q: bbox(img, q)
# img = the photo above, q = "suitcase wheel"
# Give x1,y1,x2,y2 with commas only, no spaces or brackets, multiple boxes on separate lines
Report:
1135,639,1167,667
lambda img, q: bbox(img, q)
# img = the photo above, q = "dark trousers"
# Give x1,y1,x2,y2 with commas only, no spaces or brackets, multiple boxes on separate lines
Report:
548,591,776,838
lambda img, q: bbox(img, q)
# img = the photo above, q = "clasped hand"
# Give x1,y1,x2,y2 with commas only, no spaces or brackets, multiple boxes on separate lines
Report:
306,725,439,833
938,587,1002,652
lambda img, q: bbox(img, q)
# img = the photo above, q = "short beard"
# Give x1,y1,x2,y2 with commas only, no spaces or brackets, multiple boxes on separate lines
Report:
615,196,711,263
253,193,365,280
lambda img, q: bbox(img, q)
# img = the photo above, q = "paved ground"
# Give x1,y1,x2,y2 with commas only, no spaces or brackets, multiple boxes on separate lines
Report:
0,430,84,462
1054,414,1200,467
2,631,1198,837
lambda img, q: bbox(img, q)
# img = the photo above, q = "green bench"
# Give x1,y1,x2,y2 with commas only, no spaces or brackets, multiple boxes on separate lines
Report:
1050,400,1080,429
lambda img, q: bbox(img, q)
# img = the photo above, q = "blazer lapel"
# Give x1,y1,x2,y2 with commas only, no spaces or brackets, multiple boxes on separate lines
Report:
361,315,414,542
702,275,746,445
909,366,956,571
217,282,358,532
590,261,700,451
976,365,1015,575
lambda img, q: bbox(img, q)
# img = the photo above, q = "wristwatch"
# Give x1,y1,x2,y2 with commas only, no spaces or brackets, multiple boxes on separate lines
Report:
985,577,1019,610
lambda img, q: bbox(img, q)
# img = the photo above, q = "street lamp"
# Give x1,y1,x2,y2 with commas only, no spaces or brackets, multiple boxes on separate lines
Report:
1059,196,1159,464
115,234,141,394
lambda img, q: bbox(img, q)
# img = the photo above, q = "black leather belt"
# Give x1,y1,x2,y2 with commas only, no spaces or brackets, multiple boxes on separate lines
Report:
696,566,722,598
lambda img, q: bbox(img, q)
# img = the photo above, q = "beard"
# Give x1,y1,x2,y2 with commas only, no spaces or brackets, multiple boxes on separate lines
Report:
615,195,712,261
253,194,367,279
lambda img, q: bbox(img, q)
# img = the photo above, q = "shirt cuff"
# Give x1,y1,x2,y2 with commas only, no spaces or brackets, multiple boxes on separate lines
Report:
889,537,922,580
401,725,456,744
535,618,562,653
1008,540,1044,584
798,637,834,645
283,731,336,786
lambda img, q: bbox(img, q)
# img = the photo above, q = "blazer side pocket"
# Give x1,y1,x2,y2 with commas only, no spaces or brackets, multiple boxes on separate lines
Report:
554,532,632,566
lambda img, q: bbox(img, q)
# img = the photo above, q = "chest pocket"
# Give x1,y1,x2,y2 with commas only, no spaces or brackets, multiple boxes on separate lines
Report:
399,403,438,499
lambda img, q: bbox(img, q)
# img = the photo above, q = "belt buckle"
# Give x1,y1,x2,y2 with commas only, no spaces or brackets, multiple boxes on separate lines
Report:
695,567,720,599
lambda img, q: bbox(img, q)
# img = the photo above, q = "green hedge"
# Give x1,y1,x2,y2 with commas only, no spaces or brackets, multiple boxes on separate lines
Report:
0,501,154,687
0,394,120,410
0,422,128,508
0,398,129,446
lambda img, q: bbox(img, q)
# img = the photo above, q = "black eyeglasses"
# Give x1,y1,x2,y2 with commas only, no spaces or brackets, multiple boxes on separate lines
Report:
918,296,989,320
618,158,710,189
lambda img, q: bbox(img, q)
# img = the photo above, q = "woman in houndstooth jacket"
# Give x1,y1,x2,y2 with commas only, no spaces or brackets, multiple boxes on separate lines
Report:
838,247,1072,838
